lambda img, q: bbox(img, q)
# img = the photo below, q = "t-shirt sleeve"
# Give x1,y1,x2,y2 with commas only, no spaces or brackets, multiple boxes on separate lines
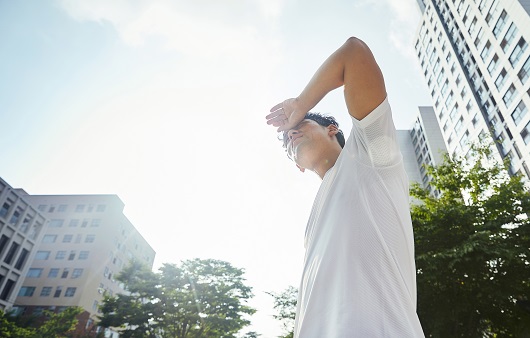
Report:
346,97,402,167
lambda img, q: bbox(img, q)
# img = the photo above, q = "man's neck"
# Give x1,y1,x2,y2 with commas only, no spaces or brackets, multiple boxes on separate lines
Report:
312,147,342,179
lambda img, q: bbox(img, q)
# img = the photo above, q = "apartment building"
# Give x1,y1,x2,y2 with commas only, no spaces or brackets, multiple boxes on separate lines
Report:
414,0,530,177
0,178,47,310
398,106,448,193
13,193,155,332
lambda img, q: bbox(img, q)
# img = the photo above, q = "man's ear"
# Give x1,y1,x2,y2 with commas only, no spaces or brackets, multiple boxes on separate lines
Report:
296,164,306,173
327,124,339,136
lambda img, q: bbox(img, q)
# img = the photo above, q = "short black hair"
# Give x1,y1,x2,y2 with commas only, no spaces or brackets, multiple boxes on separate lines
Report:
279,112,345,149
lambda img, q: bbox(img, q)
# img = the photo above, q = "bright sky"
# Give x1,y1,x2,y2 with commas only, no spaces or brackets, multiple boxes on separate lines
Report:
0,0,431,336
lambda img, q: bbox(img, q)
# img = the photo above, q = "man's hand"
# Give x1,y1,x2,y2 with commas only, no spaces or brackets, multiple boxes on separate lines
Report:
266,98,307,132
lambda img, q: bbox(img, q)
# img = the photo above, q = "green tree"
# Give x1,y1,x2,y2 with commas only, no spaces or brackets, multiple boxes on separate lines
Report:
0,307,83,338
99,258,256,338
411,143,530,337
37,307,83,337
267,286,297,338
99,260,161,337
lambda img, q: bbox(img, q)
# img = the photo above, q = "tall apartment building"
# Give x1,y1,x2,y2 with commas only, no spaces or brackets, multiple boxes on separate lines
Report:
13,194,155,332
0,178,47,310
398,106,448,193
414,0,530,178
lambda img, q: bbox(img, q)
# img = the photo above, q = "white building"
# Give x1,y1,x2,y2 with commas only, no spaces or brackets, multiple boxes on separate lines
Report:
0,178,47,310
13,193,155,334
398,106,448,194
414,0,530,178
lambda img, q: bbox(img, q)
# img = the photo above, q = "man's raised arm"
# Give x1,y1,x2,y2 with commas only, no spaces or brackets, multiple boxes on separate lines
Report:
266,37,387,130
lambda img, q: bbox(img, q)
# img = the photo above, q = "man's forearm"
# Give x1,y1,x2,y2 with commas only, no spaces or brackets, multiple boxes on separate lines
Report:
297,37,386,121
295,38,352,114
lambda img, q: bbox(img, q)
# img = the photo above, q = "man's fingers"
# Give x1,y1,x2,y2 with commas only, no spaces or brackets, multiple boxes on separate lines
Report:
270,102,283,112
266,115,287,125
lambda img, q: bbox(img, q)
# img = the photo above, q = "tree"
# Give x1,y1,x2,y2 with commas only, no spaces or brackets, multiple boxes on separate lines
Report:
411,142,530,337
0,307,82,337
267,286,297,338
99,258,256,338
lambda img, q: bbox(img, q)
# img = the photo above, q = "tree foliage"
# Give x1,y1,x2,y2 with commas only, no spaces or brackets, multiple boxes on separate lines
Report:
411,143,530,337
0,307,82,337
99,258,256,338
267,286,297,338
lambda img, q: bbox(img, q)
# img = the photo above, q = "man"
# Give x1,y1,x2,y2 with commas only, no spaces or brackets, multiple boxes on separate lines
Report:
266,37,424,337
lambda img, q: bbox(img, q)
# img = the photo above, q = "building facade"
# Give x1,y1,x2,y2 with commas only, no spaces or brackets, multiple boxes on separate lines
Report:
13,193,155,332
414,0,530,177
0,178,47,310
398,106,448,193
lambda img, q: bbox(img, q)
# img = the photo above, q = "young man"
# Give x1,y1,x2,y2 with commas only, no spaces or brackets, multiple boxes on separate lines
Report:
266,37,425,337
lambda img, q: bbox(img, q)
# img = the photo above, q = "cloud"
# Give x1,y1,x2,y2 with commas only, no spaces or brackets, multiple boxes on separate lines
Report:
55,0,284,63
357,0,422,62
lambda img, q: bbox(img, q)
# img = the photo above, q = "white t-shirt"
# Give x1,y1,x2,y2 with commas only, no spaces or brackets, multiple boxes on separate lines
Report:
293,97,425,337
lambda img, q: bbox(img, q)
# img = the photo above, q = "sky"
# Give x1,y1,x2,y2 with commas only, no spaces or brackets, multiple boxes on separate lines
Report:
0,0,431,336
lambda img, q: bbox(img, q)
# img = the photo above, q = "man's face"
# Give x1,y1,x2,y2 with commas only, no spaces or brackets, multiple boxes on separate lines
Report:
282,119,333,169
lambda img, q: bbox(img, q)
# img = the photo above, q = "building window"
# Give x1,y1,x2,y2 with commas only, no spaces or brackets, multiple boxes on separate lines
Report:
75,205,85,213
68,250,76,260
85,235,96,243
65,287,77,297
521,121,530,144
18,287,35,297
455,117,464,134
48,268,59,278
501,23,518,53
488,54,499,75
55,250,66,260
503,84,517,107
69,219,79,227
509,38,528,67
37,204,47,212
91,219,101,227
72,268,83,279
493,10,507,38
495,68,507,90
58,204,67,212
15,249,29,270
49,219,64,228
79,251,89,260
9,209,21,225
42,235,57,243
81,219,89,227
62,234,73,243
4,242,19,264
441,80,449,96
0,235,8,255
35,251,50,260
480,41,492,61
0,202,11,218
54,286,62,298
518,57,530,83
512,101,528,125
460,130,470,148
445,91,454,108
61,268,69,279
0,280,15,301
468,17,477,35
27,268,43,278
40,287,52,297
474,27,484,47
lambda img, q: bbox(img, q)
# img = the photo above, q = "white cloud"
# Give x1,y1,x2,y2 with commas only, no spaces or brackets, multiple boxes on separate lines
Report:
56,0,283,60
356,0,422,61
